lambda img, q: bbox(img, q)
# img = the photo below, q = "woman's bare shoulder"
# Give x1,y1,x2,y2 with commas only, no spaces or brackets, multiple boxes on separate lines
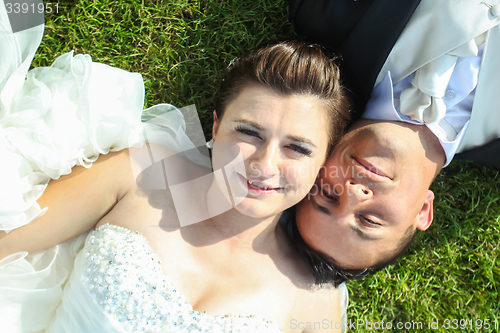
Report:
94,148,183,234
0,149,138,258
38,149,139,228
291,283,342,333
88,149,137,197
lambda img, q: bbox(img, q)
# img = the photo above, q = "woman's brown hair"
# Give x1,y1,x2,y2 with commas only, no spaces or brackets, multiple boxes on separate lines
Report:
215,41,350,152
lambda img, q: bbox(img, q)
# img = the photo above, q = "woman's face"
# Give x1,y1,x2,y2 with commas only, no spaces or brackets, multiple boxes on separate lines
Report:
212,84,330,219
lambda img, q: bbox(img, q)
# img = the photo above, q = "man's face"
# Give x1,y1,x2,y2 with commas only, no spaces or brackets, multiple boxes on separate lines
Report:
296,120,439,269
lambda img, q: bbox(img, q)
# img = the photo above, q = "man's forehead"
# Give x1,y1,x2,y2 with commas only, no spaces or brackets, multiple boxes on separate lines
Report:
337,119,390,147
347,119,411,133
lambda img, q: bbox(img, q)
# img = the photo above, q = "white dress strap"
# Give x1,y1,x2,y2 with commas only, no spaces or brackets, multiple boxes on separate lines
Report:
338,282,349,332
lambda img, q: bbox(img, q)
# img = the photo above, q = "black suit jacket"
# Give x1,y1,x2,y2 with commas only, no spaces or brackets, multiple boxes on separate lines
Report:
290,0,421,117
289,0,500,170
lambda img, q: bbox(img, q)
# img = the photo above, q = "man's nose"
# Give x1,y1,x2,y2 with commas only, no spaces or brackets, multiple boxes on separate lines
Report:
345,179,372,202
251,141,281,178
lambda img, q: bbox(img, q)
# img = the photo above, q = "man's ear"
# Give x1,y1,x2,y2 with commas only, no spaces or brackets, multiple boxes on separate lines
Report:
212,110,219,138
416,190,434,231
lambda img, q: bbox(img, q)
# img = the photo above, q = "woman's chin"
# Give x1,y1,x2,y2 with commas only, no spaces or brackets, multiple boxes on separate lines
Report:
233,197,290,219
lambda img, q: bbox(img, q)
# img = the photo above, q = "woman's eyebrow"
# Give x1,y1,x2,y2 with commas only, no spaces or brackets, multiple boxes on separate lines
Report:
233,119,264,130
287,135,316,147
233,119,316,147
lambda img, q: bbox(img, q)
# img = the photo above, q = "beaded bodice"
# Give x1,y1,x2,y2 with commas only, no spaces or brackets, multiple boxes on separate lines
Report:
82,224,283,333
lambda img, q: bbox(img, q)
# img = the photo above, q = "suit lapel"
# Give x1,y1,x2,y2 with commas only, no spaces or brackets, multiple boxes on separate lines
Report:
340,0,422,117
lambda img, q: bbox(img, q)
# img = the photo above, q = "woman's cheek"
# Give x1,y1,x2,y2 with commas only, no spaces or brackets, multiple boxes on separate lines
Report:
238,144,258,169
281,164,304,197
299,162,324,197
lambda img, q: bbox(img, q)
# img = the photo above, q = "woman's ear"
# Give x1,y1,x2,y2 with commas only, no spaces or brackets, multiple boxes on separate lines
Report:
212,110,219,138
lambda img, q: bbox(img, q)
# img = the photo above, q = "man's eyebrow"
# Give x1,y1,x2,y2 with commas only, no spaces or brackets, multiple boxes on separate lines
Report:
350,225,382,241
310,195,331,215
233,119,317,148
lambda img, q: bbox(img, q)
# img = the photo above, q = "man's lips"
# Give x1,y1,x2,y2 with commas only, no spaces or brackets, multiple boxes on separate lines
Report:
353,157,391,179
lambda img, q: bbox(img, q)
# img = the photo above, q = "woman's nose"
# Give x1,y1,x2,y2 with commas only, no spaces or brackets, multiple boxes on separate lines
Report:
251,142,281,178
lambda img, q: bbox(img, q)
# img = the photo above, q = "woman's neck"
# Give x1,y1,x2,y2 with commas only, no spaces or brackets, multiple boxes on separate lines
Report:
207,209,282,251
209,173,284,250
174,164,289,255
175,190,284,257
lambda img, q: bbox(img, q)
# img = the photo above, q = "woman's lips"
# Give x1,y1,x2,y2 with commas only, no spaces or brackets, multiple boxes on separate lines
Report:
239,175,282,195
353,157,391,179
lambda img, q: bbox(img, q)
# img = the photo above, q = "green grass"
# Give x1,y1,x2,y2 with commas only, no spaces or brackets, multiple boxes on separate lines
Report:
34,1,500,332
36,0,295,135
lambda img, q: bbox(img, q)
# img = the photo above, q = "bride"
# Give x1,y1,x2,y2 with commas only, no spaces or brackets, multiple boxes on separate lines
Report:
0,4,350,333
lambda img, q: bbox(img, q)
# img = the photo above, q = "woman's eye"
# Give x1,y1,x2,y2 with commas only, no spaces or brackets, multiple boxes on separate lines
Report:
235,126,261,139
287,144,312,156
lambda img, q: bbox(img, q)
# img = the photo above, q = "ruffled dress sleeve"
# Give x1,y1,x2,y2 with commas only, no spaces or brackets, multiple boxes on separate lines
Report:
0,5,148,331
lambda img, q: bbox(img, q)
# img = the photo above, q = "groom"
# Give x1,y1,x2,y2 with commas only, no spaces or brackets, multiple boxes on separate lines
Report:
289,0,500,274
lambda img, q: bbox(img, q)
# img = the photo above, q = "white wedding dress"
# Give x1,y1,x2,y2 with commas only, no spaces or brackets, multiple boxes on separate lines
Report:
0,2,348,332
